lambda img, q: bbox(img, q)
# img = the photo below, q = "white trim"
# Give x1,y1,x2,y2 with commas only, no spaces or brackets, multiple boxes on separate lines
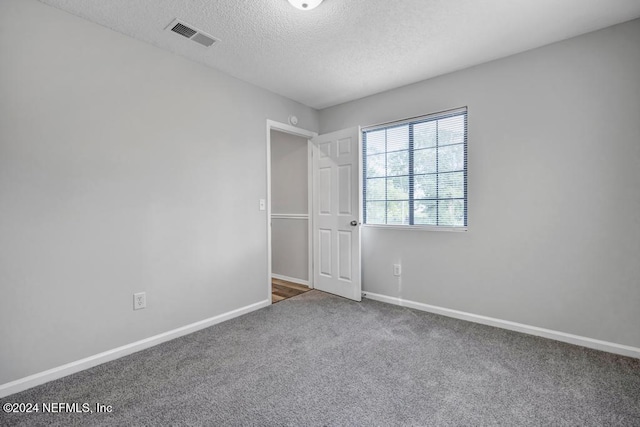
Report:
266,120,317,301
0,299,270,398
267,119,317,139
358,127,364,227
362,292,640,359
272,273,310,287
307,140,314,289
362,224,467,232
271,213,309,220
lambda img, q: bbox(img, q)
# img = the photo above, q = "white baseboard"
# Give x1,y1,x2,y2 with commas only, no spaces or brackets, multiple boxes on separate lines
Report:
0,298,271,399
363,291,640,359
272,273,309,287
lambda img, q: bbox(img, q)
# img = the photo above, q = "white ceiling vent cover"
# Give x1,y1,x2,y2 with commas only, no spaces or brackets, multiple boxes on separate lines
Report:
165,19,219,47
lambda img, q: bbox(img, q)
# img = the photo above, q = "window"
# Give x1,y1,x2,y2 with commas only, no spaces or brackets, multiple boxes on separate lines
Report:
362,107,467,228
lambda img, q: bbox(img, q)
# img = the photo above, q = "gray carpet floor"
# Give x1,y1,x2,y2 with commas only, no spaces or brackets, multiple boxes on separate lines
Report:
1,290,639,426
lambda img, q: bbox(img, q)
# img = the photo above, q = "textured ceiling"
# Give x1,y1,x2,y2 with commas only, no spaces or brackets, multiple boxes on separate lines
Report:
39,0,640,109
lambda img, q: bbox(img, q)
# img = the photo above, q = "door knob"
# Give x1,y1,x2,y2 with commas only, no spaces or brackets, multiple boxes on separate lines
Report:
350,220,358,226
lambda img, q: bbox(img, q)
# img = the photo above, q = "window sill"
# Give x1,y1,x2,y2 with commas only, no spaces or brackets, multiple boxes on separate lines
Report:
362,224,467,232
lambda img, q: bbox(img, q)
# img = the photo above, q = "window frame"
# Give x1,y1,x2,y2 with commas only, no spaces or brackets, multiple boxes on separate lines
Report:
361,107,468,231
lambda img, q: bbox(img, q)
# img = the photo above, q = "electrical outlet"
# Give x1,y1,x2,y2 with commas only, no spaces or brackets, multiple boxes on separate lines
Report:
393,264,401,276
133,292,146,310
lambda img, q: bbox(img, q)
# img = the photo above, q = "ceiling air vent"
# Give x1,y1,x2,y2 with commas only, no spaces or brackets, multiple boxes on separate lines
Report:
166,19,219,48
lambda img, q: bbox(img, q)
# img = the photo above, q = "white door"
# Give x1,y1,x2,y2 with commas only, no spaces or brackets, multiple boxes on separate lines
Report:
312,127,361,301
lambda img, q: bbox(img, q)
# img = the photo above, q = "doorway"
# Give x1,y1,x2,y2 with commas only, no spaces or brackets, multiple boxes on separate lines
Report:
266,120,362,304
266,121,316,303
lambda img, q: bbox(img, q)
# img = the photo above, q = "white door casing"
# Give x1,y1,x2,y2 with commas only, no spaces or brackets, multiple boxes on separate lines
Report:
312,127,361,301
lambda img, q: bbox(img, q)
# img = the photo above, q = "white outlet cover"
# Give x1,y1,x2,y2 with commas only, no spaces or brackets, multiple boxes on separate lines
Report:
393,264,402,276
133,292,146,310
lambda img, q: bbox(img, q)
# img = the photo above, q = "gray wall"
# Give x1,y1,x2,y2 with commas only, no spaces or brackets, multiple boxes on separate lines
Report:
270,131,309,282
271,219,309,282
271,131,309,214
0,0,318,384
320,19,640,348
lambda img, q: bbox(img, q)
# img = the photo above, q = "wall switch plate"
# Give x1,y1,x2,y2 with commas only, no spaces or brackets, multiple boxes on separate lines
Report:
259,199,266,211
133,292,146,310
393,264,401,276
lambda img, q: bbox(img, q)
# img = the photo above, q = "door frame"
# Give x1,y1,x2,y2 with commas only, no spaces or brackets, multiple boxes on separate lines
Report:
266,119,317,303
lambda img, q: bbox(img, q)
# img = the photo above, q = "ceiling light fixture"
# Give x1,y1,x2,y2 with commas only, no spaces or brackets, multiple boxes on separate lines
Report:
287,0,323,10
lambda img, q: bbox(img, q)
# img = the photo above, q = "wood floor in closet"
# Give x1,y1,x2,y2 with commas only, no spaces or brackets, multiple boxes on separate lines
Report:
272,278,310,303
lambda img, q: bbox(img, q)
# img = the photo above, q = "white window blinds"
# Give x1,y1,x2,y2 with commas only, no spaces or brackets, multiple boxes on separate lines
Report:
362,107,468,228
